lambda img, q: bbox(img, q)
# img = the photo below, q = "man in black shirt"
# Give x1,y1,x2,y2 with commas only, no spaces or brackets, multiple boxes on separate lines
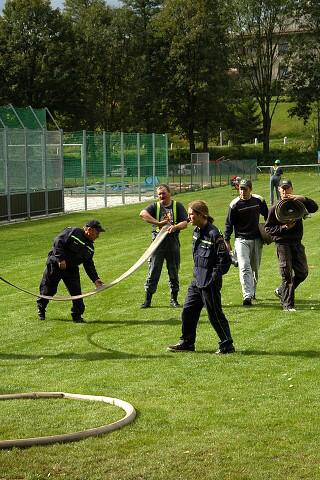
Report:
37,220,105,323
265,179,318,311
224,179,269,306
139,184,188,308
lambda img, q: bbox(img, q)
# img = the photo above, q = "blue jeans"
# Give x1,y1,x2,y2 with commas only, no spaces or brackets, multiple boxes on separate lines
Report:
270,175,280,205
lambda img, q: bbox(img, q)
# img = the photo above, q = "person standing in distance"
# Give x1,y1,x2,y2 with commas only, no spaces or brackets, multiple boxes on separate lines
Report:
168,201,234,354
224,178,269,306
37,220,105,323
270,159,283,205
264,179,318,311
139,184,188,308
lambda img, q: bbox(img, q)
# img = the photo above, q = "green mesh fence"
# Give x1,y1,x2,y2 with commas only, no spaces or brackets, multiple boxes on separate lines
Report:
63,131,168,192
0,106,47,129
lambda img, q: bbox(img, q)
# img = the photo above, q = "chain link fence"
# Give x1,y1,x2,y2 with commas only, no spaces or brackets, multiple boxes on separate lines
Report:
0,128,63,222
168,157,257,193
63,131,168,212
0,109,258,223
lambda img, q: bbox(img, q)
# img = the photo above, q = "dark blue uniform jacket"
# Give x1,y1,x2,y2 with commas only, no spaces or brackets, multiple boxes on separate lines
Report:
48,227,99,282
193,222,231,288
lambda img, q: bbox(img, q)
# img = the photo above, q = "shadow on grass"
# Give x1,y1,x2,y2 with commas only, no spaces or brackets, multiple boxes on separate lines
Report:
51,317,181,326
0,349,169,361
263,298,320,309
223,302,283,310
239,349,320,358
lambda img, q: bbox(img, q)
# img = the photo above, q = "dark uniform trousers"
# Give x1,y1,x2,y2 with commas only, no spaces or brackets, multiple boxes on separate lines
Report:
276,243,308,308
145,236,180,295
37,261,85,319
181,278,233,348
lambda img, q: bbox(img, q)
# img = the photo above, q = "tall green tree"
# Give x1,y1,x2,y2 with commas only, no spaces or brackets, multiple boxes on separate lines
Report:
121,0,165,133
287,1,320,147
64,0,114,130
232,0,298,154
63,0,141,131
153,0,231,151
0,0,78,124
227,96,262,145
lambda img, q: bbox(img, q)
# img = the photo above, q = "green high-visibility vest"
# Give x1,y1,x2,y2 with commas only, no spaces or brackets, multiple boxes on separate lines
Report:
155,201,177,232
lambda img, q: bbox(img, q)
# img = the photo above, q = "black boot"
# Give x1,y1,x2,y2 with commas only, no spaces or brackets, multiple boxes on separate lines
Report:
170,292,180,308
37,305,46,320
140,292,152,308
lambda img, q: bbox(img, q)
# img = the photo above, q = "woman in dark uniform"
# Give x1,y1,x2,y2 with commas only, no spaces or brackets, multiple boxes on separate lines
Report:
167,201,235,354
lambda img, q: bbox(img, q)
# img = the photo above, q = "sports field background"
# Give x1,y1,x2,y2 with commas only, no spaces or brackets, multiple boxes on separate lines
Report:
0,172,319,479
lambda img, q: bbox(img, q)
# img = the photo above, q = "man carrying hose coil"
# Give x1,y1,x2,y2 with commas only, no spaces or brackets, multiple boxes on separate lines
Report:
264,179,318,311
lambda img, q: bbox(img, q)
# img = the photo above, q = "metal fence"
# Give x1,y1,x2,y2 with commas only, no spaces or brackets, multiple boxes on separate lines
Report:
168,157,257,193
0,123,259,223
0,128,63,222
63,131,168,212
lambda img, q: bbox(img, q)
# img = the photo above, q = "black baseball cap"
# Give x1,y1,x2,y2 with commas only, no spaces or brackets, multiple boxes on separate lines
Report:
86,220,105,232
279,179,292,188
239,178,252,189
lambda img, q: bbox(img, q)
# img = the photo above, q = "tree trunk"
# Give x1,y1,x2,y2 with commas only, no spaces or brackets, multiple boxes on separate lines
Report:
202,121,209,151
188,122,196,152
261,106,271,155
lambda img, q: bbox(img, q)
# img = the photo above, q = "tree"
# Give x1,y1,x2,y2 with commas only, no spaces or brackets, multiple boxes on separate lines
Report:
227,96,262,145
153,0,232,151
120,0,165,133
64,0,115,130
0,0,78,125
287,1,320,147
232,0,299,154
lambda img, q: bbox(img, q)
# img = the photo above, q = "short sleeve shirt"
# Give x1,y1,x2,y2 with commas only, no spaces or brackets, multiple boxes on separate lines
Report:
145,201,188,239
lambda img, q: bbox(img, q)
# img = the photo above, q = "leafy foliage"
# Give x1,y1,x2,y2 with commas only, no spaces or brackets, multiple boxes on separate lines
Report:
286,0,320,146
153,0,232,151
0,0,315,152
0,0,78,121
232,0,299,153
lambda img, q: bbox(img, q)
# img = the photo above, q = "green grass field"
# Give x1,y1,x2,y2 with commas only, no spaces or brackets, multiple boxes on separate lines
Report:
0,172,319,480
270,101,309,141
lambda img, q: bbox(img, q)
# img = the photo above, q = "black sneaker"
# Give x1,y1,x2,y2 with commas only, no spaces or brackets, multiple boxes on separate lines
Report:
215,345,235,355
170,298,181,308
37,308,46,321
167,342,195,352
274,288,282,299
243,298,252,306
140,300,151,309
73,317,86,323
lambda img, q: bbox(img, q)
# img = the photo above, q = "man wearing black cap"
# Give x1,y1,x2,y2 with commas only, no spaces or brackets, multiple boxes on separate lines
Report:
224,178,269,306
36,220,105,322
265,179,318,311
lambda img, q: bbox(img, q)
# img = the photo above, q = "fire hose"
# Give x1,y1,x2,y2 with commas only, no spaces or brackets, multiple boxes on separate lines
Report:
0,225,169,301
